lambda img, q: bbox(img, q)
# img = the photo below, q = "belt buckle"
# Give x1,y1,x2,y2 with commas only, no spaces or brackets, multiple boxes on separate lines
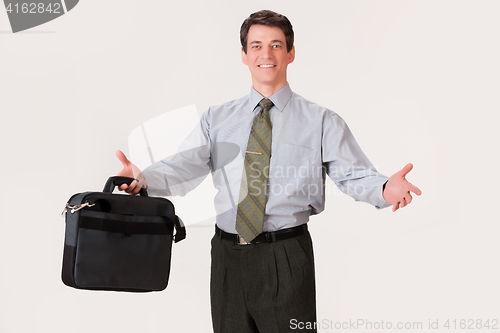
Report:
237,235,250,245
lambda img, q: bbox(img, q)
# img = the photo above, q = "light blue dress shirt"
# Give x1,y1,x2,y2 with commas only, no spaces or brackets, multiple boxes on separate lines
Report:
143,83,391,234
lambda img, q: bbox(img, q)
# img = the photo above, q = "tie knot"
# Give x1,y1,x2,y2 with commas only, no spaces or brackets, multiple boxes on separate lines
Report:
259,98,274,112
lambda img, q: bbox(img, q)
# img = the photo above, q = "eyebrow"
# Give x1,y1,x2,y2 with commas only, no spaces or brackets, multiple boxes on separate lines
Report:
249,40,284,45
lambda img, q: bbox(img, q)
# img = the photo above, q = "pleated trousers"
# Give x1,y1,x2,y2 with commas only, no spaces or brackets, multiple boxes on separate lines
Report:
210,226,317,333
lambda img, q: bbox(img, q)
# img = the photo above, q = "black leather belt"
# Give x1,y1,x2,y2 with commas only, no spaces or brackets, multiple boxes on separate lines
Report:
215,224,307,245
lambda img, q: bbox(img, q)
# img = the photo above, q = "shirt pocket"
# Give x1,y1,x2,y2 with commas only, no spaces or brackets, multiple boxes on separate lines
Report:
270,143,318,193
275,142,316,161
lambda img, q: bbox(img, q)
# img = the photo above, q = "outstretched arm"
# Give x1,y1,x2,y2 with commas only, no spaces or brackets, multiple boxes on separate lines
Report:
114,109,213,197
383,163,421,212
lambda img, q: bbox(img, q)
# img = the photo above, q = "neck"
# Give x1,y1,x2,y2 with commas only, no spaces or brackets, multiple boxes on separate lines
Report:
252,80,287,98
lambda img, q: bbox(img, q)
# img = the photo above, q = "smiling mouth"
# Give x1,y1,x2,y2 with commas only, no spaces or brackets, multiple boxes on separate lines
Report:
258,65,276,68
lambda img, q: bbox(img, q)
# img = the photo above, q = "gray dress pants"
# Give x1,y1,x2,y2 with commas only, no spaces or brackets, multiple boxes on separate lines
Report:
210,227,317,333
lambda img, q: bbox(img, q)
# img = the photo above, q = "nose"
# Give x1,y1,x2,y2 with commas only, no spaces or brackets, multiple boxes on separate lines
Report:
261,46,272,59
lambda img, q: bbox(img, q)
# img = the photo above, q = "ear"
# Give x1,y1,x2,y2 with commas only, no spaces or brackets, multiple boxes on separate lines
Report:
287,45,295,64
241,47,248,66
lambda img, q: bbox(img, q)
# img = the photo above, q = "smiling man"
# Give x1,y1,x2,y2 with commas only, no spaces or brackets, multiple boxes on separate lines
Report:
116,9,421,333
242,23,295,96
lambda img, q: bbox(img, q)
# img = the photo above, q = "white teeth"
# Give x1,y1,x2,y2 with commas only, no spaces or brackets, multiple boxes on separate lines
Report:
259,65,275,68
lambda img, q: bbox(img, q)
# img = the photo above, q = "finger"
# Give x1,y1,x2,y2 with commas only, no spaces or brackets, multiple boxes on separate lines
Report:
392,202,400,212
404,192,413,205
397,163,413,178
131,185,142,195
129,180,138,193
115,150,130,168
408,182,422,196
400,197,407,208
118,184,128,191
125,180,137,194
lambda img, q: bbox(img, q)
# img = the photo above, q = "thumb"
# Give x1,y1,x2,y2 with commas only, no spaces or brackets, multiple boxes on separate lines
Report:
116,150,130,168
398,163,413,178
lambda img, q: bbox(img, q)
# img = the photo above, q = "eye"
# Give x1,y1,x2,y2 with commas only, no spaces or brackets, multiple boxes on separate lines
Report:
272,44,282,49
252,45,261,49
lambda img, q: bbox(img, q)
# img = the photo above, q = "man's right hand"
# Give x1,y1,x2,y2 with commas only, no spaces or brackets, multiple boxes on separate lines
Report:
115,150,147,195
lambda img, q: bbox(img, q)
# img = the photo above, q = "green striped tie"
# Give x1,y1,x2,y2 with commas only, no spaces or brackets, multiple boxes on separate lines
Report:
236,98,274,243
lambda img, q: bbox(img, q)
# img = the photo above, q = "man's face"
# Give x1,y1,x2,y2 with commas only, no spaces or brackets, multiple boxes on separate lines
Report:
242,24,295,91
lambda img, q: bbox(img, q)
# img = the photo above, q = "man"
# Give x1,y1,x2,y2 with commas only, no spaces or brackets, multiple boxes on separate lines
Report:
116,10,421,333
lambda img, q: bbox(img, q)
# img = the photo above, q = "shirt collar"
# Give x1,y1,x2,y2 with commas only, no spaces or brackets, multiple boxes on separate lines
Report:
249,83,293,113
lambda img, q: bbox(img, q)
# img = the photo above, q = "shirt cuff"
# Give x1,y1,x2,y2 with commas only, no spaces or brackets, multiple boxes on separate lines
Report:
375,180,391,210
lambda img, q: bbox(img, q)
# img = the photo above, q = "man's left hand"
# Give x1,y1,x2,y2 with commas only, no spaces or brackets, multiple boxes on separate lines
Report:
383,163,421,212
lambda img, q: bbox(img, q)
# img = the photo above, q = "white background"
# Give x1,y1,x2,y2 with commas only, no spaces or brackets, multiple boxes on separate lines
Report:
1,1,499,332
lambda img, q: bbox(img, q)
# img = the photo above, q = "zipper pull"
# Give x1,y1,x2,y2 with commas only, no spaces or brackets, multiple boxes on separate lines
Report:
61,204,69,216
61,201,95,215
71,201,95,213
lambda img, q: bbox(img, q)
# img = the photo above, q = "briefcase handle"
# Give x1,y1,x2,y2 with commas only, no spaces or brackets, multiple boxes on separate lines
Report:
102,176,186,243
103,176,148,197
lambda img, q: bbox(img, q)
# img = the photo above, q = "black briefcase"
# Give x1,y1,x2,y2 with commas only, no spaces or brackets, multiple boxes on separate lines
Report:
61,176,186,292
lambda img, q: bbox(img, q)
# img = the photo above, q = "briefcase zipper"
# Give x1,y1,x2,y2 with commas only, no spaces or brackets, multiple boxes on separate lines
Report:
61,201,95,215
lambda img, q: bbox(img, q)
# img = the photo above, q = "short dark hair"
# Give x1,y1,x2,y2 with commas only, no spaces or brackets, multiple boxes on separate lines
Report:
240,10,294,54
